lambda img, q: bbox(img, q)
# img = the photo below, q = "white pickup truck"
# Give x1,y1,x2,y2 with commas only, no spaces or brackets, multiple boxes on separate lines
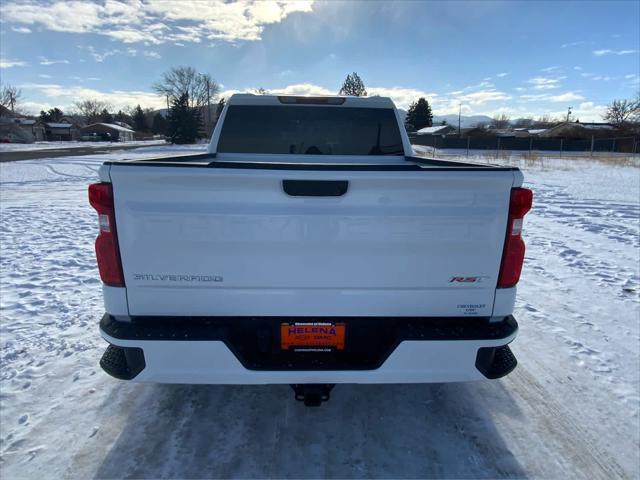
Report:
90,94,532,405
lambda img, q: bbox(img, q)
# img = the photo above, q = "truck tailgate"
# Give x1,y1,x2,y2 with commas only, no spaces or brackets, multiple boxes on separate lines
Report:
109,164,516,317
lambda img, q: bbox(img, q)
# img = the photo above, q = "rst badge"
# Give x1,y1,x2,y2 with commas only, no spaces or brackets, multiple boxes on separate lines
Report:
449,276,489,284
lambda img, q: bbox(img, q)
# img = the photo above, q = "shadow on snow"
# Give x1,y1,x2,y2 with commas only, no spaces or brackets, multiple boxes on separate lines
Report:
95,380,526,479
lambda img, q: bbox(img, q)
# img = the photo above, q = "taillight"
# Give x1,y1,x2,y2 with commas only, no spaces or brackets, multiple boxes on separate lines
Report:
88,182,124,287
497,188,533,288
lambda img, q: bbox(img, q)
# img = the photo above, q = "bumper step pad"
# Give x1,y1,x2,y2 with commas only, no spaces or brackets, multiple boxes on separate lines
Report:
100,344,146,380
475,344,517,379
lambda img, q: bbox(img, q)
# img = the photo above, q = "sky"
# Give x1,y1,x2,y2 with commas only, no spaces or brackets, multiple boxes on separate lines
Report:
0,0,638,121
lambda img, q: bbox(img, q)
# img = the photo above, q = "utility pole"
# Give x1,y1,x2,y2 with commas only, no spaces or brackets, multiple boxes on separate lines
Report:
566,106,572,123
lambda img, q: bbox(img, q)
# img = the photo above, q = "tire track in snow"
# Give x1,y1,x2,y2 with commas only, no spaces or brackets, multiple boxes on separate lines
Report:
503,366,627,479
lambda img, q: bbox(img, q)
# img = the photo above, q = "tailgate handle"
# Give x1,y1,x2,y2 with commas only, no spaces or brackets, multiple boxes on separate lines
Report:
282,180,349,197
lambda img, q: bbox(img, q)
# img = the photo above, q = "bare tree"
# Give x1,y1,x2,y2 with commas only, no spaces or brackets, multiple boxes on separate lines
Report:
153,66,219,110
533,115,560,129
513,117,534,128
72,99,113,124
0,83,22,112
603,96,640,127
490,114,510,129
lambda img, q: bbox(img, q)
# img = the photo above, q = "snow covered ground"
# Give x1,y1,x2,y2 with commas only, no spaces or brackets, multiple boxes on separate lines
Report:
0,145,638,478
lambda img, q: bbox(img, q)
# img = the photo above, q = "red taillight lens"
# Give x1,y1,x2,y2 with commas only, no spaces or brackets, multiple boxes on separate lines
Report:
88,183,124,287
498,188,533,288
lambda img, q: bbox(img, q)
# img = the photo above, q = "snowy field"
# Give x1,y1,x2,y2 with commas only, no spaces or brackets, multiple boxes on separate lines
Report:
0,145,638,478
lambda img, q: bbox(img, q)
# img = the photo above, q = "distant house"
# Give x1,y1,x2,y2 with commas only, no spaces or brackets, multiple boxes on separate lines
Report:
15,119,46,141
0,106,47,142
80,123,135,142
489,128,516,138
538,122,618,139
44,122,77,141
113,121,133,130
455,127,493,137
512,128,539,138
415,125,456,136
527,128,548,136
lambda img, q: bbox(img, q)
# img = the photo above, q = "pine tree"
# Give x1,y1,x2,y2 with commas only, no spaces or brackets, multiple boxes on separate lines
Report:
339,72,367,96
39,107,64,122
100,108,113,123
151,112,168,135
405,98,433,131
114,110,132,126
215,97,225,121
133,105,146,131
167,93,202,144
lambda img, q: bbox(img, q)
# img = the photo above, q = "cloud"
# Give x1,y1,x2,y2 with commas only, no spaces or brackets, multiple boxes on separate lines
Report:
368,87,438,110
38,56,70,65
547,92,585,102
593,49,638,56
580,72,614,81
496,72,508,78
78,45,160,62
142,50,161,59
19,83,166,112
455,89,511,105
80,46,120,62
11,26,32,33
520,91,584,102
0,58,28,68
1,0,315,45
527,76,563,90
561,40,587,48
270,83,335,96
548,101,607,121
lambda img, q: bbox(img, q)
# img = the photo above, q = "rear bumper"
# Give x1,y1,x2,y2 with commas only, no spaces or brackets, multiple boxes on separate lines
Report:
99,314,518,384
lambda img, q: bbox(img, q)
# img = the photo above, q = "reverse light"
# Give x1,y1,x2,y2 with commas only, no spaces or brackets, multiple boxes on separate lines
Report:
497,188,533,288
88,182,124,287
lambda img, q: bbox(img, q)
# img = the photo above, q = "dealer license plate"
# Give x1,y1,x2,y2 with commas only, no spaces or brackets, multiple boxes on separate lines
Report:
280,322,346,351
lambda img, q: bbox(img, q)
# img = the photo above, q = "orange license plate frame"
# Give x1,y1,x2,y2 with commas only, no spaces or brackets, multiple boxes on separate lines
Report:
280,322,346,351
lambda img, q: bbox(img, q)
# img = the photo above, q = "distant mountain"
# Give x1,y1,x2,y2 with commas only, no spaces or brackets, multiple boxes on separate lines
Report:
397,109,492,129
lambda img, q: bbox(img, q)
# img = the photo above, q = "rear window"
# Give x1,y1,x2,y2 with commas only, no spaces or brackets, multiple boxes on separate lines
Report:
217,105,404,155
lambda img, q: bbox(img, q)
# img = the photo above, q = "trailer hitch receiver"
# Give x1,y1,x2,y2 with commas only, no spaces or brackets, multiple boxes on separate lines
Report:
290,384,335,406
